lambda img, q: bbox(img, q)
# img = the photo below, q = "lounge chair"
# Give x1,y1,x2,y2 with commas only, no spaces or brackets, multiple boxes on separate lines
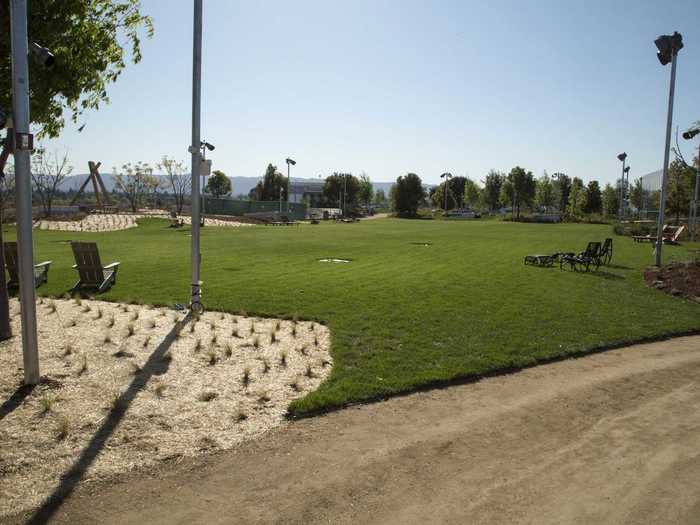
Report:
599,238,613,265
3,242,52,289
70,241,120,293
663,225,685,245
633,224,668,243
560,242,602,272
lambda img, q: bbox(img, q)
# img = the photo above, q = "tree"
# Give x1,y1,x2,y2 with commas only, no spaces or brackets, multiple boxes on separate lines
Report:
481,170,504,212
206,170,231,198
584,180,602,214
323,173,360,213
551,173,571,212
358,172,373,206
158,156,190,214
535,174,555,210
373,189,386,205
391,173,425,217
629,178,647,215
463,178,481,209
666,159,693,223
0,1,153,138
254,164,285,201
113,161,154,212
0,164,14,223
567,177,587,217
431,176,467,210
602,183,619,218
504,166,535,219
31,148,72,217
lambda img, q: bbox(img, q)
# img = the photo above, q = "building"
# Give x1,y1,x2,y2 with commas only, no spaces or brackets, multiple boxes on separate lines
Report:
288,179,325,206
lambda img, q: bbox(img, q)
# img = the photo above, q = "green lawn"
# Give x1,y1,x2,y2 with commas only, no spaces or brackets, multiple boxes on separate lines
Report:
5,218,699,415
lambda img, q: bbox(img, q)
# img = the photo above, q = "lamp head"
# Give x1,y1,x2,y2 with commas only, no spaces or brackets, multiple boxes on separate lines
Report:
655,32,683,66
286,158,296,166
29,41,55,68
617,152,627,162
682,127,700,140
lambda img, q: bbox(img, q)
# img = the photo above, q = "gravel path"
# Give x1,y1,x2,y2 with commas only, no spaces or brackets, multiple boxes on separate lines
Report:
10,334,700,524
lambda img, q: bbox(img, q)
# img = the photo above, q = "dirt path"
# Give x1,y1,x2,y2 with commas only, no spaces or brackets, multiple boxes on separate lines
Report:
13,335,700,524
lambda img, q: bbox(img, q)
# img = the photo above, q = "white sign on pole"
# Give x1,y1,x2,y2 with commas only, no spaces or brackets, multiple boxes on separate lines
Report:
200,159,212,176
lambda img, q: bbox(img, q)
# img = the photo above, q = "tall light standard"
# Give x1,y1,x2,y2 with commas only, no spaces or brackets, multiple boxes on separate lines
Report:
200,140,214,220
617,152,627,220
683,126,700,241
285,157,296,213
9,0,55,384
440,172,452,215
654,31,683,267
623,165,630,215
189,0,204,313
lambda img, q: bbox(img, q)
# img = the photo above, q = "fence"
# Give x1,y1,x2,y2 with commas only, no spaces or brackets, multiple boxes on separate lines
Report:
202,198,307,221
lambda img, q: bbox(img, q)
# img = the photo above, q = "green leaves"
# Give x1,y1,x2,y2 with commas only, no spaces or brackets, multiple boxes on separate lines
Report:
0,0,154,138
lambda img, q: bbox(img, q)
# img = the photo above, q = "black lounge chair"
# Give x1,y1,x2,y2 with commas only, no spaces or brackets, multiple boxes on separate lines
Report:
599,238,613,265
560,242,602,272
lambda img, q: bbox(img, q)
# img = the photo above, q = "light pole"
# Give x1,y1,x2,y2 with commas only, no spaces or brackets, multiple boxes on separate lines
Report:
682,126,700,241
623,165,630,216
10,0,42,384
285,158,296,213
440,172,452,215
200,140,214,220
617,152,627,220
343,173,347,217
189,0,203,313
654,31,683,267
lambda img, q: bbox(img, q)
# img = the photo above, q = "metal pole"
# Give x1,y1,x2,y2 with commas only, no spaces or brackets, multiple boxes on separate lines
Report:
10,0,39,384
618,158,625,220
655,51,677,267
189,0,203,311
444,178,448,214
286,162,290,213
343,174,347,217
690,141,699,242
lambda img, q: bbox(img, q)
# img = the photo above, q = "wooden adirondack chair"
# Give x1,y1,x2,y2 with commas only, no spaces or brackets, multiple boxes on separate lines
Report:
70,242,120,293
3,242,52,288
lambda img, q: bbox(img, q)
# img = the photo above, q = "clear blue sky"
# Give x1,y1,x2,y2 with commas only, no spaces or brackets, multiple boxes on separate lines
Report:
43,0,700,186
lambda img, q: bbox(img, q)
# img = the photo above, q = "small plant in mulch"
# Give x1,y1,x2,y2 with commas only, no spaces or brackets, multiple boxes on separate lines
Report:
241,366,252,386
232,327,240,338
76,355,88,376
65,318,77,328
249,322,255,335
233,406,247,422
142,335,151,348
321,358,331,368
289,377,302,392
304,364,315,378
47,301,57,314
55,416,70,441
73,297,82,306
129,362,142,375
308,323,314,332
153,382,166,398
126,323,136,338
94,307,102,320
224,342,233,358
257,391,271,404
274,320,281,331
147,318,156,329
261,358,271,374
113,348,135,358
194,338,202,352
291,325,297,338
252,336,260,349
130,311,140,322
314,335,319,347
38,395,56,415
198,390,217,402
161,351,173,363
82,304,91,313
298,346,308,356
207,349,218,365
103,333,112,345
279,350,288,367
63,344,73,357
270,331,277,344
211,333,218,345
106,315,115,328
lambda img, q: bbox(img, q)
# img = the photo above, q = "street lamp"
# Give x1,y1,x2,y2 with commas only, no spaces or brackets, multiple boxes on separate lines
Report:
683,126,700,241
653,31,683,267
440,172,452,215
189,0,204,313
617,152,627,219
285,157,296,213
623,165,630,215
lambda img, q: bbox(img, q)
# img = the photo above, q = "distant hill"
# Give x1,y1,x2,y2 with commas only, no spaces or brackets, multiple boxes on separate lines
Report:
59,174,398,196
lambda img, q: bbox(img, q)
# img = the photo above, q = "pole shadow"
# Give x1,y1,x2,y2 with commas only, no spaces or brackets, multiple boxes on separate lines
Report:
0,383,35,421
26,311,192,524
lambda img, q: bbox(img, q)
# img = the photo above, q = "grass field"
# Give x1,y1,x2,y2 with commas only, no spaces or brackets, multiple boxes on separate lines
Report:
4,218,699,415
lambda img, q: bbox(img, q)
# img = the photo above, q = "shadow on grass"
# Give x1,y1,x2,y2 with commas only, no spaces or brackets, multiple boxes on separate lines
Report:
588,270,626,281
0,384,35,421
605,263,633,270
26,311,192,525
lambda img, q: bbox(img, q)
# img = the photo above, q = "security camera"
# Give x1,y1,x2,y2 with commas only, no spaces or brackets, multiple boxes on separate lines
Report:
201,141,215,151
286,158,296,165
29,41,55,68
682,127,700,141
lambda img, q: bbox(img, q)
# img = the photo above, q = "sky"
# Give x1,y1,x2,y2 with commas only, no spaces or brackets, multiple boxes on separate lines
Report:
41,0,700,186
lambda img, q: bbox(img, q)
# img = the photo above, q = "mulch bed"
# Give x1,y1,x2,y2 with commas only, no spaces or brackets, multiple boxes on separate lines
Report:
643,261,700,303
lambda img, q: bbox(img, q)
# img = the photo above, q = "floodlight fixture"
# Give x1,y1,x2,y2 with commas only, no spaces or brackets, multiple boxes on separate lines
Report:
655,32,683,66
617,152,627,162
29,41,54,68
624,166,630,174
682,127,700,141
286,157,296,166
201,141,214,151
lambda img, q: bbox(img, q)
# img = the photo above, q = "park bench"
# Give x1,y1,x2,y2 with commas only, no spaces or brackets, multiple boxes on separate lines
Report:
560,242,602,272
69,241,120,293
3,241,52,289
